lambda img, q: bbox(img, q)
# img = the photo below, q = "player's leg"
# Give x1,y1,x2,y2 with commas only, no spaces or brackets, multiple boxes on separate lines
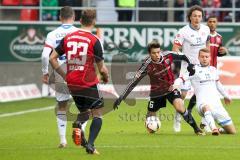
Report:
54,67,70,148
221,124,236,134
199,117,212,133
71,96,90,147
169,90,204,135
213,106,237,134
77,85,103,155
147,97,163,117
187,94,196,113
55,82,71,148
173,82,190,132
173,111,181,132
145,96,166,131
147,96,166,118
86,107,103,155
56,100,68,148
200,104,219,135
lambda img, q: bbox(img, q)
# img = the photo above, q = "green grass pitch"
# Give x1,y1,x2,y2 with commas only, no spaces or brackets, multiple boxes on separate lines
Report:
0,98,240,160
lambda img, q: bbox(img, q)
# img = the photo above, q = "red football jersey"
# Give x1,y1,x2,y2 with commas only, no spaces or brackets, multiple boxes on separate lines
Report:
209,32,222,67
55,29,104,91
120,51,190,98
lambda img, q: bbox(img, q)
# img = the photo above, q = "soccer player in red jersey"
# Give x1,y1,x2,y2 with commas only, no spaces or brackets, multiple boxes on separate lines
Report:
50,9,109,155
207,15,228,67
113,40,204,135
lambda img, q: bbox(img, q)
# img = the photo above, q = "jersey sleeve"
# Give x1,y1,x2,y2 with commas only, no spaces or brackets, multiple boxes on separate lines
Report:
44,33,54,49
41,47,52,75
93,39,104,63
170,52,190,64
120,59,149,100
41,33,54,75
55,38,65,56
214,67,220,80
173,29,184,46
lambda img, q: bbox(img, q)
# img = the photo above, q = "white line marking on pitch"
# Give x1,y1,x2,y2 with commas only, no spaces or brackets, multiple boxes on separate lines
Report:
0,106,55,118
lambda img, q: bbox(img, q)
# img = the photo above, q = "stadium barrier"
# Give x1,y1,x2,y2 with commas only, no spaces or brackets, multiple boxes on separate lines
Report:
0,22,239,101
0,22,240,62
0,84,41,102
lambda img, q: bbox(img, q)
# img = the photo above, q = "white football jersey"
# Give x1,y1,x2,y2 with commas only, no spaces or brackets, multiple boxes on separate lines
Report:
180,65,232,126
42,24,79,75
174,24,210,71
45,24,79,49
187,65,222,107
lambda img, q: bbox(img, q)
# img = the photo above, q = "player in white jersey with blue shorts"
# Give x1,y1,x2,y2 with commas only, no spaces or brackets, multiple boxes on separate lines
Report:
172,5,210,132
41,6,88,148
174,48,236,135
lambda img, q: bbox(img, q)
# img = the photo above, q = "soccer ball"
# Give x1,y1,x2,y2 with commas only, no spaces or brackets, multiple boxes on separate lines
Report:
145,116,161,133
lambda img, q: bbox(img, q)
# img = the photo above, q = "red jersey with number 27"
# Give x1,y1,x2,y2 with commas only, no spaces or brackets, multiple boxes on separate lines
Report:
55,29,104,90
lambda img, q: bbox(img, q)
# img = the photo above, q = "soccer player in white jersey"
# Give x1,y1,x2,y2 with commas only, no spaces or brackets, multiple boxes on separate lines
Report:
174,48,236,135
172,5,210,132
41,6,87,148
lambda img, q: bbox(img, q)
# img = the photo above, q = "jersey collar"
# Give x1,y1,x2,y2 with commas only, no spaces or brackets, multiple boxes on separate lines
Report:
210,31,217,37
189,23,200,31
79,28,92,33
61,24,73,29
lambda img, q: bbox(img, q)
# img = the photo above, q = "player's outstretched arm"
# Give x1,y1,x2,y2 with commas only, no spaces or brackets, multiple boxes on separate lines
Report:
171,53,191,64
187,64,196,76
49,50,66,80
96,60,109,83
113,64,147,110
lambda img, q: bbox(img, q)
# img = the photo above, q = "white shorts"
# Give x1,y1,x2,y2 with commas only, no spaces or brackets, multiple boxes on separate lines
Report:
180,80,191,91
54,63,70,102
197,103,232,127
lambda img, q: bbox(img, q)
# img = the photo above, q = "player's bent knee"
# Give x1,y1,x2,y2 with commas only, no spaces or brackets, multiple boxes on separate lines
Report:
173,98,185,113
91,108,103,118
228,127,237,134
147,111,157,117
224,124,237,134
201,105,211,113
181,92,187,99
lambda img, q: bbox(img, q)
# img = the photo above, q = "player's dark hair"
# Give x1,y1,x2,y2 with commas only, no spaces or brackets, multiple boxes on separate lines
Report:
81,9,96,26
207,15,218,21
147,40,160,53
60,6,75,20
199,48,210,55
187,5,204,22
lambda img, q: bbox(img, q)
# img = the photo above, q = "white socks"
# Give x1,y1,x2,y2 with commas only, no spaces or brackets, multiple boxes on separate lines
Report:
57,111,67,144
204,111,217,131
81,121,88,132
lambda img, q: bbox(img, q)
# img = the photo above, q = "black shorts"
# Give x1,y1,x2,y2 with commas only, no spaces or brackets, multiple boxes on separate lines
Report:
71,84,104,112
147,89,181,112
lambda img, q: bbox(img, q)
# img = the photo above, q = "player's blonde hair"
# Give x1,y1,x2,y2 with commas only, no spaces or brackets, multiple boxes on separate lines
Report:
199,48,210,56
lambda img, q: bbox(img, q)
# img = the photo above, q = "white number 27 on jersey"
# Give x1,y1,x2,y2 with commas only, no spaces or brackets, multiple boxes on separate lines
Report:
67,41,88,71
